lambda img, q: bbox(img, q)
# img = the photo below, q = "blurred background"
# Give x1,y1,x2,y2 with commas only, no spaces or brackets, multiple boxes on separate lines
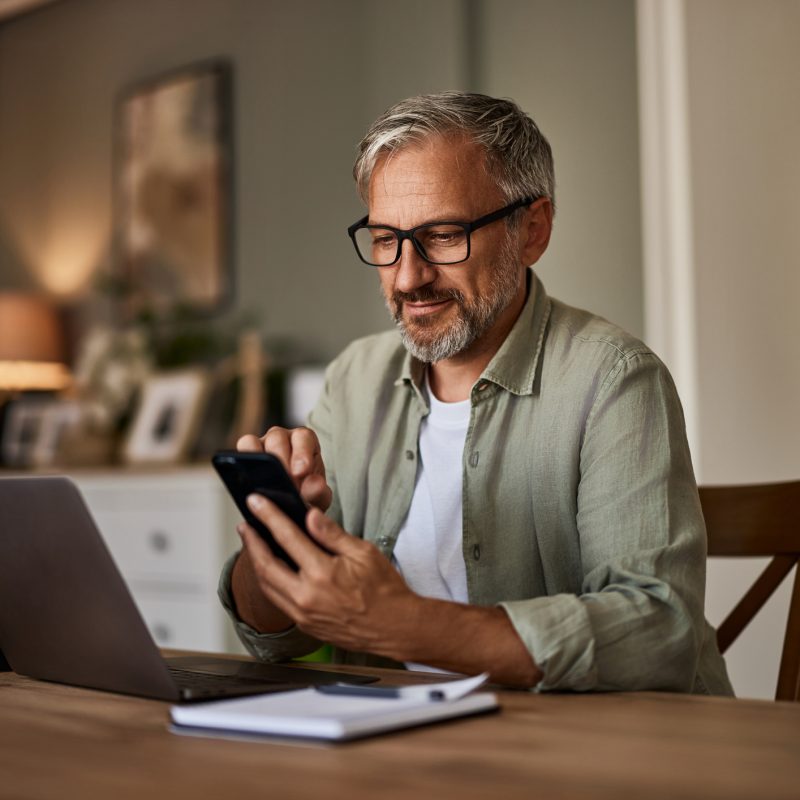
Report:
0,0,797,697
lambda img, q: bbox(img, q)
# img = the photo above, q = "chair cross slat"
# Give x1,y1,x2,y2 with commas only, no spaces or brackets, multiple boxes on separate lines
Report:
699,480,800,702
716,555,797,652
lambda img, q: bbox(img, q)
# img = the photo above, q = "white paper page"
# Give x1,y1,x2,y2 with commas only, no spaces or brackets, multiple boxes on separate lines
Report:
394,672,489,701
171,676,498,741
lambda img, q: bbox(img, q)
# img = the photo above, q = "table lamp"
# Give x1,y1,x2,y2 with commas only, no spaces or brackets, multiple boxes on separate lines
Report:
0,293,71,393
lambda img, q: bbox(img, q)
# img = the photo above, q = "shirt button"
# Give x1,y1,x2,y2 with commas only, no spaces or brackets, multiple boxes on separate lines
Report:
469,451,479,467
376,536,392,549
473,544,481,561
405,450,415,460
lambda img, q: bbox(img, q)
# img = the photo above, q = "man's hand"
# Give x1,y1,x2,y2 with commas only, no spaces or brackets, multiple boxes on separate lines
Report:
238,495,544,687
231,425,332,633
237,426,332,512
238,495,419,655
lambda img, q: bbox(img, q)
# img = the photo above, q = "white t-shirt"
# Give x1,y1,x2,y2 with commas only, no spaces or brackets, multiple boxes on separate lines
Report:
393,373,471,671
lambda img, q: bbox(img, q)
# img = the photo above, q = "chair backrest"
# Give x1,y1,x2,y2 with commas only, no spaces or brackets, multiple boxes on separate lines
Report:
699,480,800,702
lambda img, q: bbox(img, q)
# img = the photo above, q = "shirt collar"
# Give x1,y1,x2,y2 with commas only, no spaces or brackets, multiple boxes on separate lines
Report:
480,269,551,396
395,268,552,398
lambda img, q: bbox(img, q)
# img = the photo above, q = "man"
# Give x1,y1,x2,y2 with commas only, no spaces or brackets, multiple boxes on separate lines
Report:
221,92,732,693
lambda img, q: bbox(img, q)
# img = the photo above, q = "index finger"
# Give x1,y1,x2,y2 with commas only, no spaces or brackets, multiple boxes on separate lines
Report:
236,434,265,453
288,427,323,476
259,426,294,474
262,426,321,480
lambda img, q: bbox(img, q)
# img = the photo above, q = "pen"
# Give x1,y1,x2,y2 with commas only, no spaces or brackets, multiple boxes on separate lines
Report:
316,683,446,701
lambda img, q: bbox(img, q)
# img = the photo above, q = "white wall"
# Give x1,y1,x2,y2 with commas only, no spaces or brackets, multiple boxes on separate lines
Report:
639,0,800,699
689,0,800,702
480,0,644,338
687,0,800,484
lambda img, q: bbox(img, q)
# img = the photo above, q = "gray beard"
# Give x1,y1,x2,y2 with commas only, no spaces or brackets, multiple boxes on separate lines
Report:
386,238,521,363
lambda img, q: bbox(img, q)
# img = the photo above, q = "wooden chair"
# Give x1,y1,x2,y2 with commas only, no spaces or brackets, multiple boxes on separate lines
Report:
699,480,800,701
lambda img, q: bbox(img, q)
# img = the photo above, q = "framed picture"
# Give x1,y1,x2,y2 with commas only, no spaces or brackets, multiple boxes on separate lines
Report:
116,60,233,316
30,400,84,467
123,369,209,464
0,397,55,467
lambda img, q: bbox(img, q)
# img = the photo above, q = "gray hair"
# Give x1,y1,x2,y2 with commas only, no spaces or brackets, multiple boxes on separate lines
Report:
353,91,556,214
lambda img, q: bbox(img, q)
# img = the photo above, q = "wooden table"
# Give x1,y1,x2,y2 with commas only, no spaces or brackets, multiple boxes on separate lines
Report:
2,662,799,800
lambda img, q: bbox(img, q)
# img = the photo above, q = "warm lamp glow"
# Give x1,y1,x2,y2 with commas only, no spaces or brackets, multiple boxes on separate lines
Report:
0,196,108,298
0,361,71,391
0,293,71,391
34,227,108,295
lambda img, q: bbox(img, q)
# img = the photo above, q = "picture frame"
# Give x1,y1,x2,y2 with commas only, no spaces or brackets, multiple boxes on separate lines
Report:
0,397,55,467
122,369,210,464
115,60,233,317
29,400,83,467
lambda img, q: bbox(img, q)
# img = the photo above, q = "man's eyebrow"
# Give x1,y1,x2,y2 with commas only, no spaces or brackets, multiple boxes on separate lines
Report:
367,211,469,228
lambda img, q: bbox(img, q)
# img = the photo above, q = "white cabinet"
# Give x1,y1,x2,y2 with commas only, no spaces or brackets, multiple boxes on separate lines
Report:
71,467,245,654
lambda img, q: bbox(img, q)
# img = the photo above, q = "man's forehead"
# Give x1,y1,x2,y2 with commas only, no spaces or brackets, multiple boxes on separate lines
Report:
367,135,499,218
372,135,483,182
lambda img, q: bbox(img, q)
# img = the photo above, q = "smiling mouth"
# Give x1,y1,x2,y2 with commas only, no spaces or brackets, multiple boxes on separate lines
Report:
403,299,453,317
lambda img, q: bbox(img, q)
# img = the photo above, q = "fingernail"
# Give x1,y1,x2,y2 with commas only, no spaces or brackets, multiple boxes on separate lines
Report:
247,493,265,509
292,457,309,472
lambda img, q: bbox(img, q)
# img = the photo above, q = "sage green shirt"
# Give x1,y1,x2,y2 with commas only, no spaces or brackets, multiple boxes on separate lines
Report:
219,271,733,695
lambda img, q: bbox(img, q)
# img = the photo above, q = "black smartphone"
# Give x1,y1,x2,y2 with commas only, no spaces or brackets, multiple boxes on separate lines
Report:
212,450,320,571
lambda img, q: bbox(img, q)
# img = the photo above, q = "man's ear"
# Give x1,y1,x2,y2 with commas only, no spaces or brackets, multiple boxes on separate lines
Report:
519,197,553,267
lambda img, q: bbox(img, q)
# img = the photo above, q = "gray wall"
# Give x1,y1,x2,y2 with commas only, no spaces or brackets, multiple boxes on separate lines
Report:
686,0,800,484
0,0,642,361
480,0,643,337
682,0,800,700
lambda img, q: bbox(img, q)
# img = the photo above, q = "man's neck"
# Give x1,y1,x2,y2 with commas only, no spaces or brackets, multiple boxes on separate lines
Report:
427,282,529,403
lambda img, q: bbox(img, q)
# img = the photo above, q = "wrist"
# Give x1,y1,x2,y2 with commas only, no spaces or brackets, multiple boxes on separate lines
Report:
371,591,433,664
231,550,293,634
382,597,543,687
378,594,458,665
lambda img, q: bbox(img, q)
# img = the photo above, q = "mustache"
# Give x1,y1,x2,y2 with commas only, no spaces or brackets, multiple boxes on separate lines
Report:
392,286,464,306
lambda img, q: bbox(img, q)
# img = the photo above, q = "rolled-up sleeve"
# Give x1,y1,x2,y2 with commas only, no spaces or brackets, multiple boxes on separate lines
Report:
501,351,706,692
217,553,321,662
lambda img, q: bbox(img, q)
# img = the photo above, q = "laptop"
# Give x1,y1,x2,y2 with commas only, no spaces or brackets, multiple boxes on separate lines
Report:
0,476,376,702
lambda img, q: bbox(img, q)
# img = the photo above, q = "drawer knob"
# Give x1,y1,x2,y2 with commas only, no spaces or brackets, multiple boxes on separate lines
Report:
152,623,172,643
149,531,171,553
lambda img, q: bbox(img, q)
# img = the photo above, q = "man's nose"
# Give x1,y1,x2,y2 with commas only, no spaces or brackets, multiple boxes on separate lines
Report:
393,238,437,293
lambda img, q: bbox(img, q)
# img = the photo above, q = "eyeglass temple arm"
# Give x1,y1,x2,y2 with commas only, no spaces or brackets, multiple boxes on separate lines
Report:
466,196,536,233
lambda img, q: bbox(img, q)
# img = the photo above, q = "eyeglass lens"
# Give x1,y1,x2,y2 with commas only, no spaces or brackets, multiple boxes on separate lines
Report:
354,224,468,266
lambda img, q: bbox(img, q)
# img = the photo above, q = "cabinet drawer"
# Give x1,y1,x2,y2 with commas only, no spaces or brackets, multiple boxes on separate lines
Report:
134,595,226,652
93,510,219,582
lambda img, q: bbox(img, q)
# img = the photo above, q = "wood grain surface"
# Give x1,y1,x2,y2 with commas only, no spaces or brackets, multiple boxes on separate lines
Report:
2,663,799,800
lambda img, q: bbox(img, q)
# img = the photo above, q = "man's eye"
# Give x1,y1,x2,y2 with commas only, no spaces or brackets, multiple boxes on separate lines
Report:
425,228,465,246
372,234,396,248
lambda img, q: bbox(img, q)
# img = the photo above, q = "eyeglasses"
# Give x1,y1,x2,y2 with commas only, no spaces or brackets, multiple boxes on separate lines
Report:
347,197,535,267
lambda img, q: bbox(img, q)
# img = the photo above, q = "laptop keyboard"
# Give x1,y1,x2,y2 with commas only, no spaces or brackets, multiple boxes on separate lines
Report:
168,667,303,701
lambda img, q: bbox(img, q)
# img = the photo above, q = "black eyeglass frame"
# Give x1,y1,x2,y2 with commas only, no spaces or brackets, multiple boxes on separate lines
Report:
347,196,536,267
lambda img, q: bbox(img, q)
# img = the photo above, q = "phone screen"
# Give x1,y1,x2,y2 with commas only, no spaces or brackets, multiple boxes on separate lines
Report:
212,450,317,571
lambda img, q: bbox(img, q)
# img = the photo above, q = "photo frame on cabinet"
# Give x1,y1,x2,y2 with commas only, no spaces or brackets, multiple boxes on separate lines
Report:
115,60,233,317
0,397,54,467
122,369,209,464
29,400,83,467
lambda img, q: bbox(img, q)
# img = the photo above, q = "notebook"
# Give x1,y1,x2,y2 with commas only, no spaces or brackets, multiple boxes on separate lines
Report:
0,476,376,702
170,673,499,742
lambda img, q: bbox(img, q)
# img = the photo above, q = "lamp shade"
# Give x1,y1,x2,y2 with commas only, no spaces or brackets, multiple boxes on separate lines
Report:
0,293,70,390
